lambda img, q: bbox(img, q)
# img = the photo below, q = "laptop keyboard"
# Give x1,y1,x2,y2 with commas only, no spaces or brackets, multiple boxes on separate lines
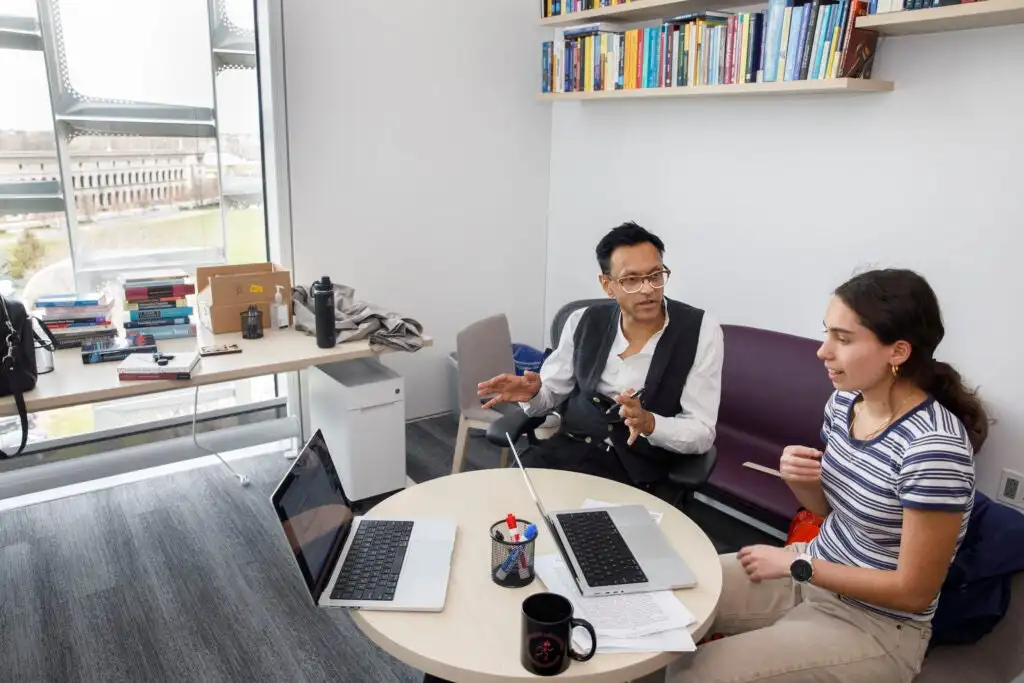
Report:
330,520,414,602
557,511,648,588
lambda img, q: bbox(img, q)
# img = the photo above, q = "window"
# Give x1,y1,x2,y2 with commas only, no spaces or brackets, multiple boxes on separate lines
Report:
58,0,213,107
0,0,276,449
0,44,72,300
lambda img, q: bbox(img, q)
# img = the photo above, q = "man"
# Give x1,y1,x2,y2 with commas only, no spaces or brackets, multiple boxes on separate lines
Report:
477,221,724,489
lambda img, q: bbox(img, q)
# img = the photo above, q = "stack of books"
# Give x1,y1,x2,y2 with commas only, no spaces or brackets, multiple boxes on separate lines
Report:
541,5,879,93
122,275,197,341
34,293,117,349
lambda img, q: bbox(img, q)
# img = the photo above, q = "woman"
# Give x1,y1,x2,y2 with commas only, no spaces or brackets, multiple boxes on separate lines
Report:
668,269,987,683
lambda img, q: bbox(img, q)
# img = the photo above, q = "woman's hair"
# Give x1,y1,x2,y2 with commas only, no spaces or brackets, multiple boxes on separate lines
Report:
834,268,988,452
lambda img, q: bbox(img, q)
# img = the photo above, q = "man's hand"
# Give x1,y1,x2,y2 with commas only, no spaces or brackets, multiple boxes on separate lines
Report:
737,544,796,582
615,388,655,446
779,446,824,485
477,371,542,410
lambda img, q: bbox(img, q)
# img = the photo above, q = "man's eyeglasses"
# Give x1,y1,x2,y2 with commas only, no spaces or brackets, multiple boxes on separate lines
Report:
613,269,671,294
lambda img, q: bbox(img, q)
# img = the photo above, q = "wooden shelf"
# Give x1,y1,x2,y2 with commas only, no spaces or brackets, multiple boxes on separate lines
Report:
539,0,735,27
537,78,895,101
857,0,1024,34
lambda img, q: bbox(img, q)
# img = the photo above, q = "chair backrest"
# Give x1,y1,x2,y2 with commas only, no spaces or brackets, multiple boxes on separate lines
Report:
550,298,608,347
455,314,515,413
718,324,834,450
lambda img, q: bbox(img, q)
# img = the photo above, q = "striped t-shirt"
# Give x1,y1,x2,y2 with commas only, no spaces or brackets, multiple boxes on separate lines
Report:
807,390,975,623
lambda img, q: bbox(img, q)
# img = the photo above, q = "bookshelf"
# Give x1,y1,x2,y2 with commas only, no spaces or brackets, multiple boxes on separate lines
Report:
537,78,894,100
539,0,735,26
857,0,1024,35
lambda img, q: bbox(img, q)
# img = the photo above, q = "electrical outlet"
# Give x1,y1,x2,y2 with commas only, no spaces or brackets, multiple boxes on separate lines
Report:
997,469,1024,508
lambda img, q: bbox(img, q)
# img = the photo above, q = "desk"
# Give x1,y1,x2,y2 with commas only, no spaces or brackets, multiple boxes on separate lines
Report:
0,328,432,417
352,468,723,683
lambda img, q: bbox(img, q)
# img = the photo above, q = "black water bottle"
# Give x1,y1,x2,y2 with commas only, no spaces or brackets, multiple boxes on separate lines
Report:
311,276,336,349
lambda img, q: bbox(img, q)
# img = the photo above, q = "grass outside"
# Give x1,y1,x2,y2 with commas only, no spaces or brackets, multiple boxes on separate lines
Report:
78,206,268,265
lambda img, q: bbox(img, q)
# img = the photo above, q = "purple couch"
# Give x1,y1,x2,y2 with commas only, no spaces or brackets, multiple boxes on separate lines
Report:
704,324,835,530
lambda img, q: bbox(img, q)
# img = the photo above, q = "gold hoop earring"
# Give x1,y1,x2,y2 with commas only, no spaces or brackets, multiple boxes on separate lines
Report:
891,364,900,379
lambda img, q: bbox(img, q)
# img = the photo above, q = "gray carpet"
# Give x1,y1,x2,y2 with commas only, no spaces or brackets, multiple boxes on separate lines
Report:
0,448,421,683
0,414,770,683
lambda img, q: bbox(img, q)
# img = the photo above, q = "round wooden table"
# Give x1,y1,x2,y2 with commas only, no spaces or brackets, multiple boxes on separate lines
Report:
351,468,723,683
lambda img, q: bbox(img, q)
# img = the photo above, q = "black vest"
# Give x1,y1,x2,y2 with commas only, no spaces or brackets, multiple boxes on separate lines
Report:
560,298,705,484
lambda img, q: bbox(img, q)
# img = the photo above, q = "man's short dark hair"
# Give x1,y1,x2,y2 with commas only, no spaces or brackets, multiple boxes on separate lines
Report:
595,221,665,275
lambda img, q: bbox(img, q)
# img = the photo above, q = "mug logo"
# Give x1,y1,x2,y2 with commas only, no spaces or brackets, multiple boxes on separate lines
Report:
526,632,565,668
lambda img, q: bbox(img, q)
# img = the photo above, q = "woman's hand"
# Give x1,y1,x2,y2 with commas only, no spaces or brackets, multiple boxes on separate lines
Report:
737,545,796,582
780,445,824,485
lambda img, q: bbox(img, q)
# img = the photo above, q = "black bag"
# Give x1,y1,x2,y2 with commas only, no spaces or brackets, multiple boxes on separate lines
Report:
0,295,55,458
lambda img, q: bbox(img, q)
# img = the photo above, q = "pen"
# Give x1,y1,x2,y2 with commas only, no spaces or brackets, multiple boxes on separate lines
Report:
517,523,537,579
495,524,538,581
606,387,645,414
505,513,517,542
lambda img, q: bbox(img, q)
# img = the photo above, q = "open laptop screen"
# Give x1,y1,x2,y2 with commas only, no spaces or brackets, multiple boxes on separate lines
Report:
271,430,353,601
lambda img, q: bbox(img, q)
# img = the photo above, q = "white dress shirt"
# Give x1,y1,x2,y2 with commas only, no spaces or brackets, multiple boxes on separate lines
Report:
521,304,723,455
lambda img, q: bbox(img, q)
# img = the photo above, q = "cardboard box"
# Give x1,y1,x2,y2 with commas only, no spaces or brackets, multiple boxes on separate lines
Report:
196,263,292,334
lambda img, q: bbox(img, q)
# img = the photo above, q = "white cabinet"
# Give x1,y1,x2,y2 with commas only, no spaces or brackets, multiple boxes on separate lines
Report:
308,357,406,501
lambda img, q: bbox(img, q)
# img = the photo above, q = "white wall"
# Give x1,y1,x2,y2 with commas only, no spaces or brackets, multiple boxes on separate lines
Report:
282,0,552,418
545,25,1024,497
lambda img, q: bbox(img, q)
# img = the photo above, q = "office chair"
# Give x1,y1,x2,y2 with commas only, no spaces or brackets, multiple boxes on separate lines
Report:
485,298,718,509
452,314,558,474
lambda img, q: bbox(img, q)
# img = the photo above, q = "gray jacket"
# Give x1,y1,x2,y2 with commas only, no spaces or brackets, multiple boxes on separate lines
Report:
292,283,423,353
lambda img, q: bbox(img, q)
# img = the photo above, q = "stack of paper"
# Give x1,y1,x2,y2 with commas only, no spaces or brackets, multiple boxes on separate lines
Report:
534,554,697,654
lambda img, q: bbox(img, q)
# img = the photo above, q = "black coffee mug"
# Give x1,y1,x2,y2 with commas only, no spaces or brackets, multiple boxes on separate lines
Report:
521,592,597,676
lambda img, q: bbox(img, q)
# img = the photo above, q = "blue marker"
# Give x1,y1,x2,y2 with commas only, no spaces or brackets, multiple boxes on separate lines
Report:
496,523,538,581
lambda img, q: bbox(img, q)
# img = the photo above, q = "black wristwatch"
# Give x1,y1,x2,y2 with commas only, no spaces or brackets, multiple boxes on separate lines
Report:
790,552,814,584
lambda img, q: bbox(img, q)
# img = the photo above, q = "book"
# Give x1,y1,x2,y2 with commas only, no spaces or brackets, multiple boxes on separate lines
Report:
81,335,157,364
117,350,201,381
124,323,197,340
123,317,190,330
35,293,110,308
123,298,187,311
128,307,193,321
839,28,878,78
124,284,196,302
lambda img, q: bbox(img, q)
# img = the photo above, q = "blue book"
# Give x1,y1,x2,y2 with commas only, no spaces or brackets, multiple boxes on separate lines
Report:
765,0,786,81
787,6,806,81
648,28,657,88
81,335,157,364
542,42,551,93
35,293,108,308
126,324,195,340
128,307,194,321
791,3,813,80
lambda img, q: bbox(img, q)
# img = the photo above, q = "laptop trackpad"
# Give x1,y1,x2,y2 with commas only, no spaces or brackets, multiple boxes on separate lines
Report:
612,506,674,555
391,521,455,608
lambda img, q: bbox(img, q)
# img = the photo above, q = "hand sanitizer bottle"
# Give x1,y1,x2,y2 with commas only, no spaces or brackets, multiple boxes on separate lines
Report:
271,284,290,329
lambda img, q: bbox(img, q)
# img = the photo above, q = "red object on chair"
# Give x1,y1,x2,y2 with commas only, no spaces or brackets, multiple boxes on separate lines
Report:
786,508,825,545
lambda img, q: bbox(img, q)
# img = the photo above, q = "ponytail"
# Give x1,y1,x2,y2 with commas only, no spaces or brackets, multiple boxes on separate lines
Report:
927,361,989,453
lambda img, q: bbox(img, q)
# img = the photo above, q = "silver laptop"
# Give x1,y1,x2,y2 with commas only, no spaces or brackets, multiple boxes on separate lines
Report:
506,433,697,597
271,429,457,612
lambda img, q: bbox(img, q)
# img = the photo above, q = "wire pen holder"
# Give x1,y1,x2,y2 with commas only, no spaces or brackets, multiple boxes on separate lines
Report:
490,519,536,588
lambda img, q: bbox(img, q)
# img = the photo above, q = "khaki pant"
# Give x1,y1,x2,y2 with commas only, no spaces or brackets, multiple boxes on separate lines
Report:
665,546,931,683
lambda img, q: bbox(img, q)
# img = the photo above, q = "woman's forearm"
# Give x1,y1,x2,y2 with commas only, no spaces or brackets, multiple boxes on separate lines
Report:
787,482,830,517
810,558,934,613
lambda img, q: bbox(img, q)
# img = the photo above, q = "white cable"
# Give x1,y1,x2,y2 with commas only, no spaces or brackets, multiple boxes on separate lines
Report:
193,385,250,487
